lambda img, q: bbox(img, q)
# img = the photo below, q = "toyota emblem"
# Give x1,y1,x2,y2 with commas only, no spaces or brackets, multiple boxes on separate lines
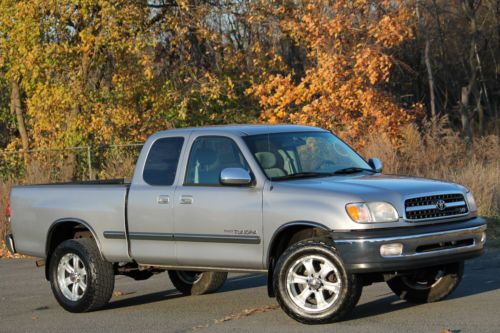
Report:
435,199,447,211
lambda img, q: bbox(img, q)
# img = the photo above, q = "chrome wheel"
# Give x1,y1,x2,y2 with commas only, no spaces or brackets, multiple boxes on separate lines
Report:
57,253,88,301
176,271,203,285
401,268,445,290
286,255,342,313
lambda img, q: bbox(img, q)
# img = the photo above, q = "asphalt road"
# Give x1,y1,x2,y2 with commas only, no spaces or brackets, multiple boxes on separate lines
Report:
1,249,499,333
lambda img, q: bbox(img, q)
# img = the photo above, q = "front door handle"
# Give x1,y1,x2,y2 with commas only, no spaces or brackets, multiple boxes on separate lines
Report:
180,195,193,204
157,195,170,204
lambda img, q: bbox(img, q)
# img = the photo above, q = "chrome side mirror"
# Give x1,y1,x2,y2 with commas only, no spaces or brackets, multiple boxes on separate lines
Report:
368,158,383,173
220,168,252,186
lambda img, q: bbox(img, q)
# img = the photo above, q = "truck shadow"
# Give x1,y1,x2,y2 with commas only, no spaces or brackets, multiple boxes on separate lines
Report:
218,273,267,293
347,267,500,321
103,273,267,311
103,266,500,316
346,293,411,321
104,289,183,310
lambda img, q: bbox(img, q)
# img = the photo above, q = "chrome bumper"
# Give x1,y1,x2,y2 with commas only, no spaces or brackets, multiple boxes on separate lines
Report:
5,234,16,254
333,218,487,272
338,225,486,259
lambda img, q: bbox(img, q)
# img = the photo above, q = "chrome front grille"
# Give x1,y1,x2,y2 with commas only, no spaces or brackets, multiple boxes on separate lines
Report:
405,193,468,221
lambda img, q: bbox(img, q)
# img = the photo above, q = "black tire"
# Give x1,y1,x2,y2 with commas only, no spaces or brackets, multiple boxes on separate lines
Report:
273,240,362,324
386,261,464,303
49,238,114,312
168,270,227,295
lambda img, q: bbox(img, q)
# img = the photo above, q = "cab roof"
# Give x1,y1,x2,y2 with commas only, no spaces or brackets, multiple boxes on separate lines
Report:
154,124,326,137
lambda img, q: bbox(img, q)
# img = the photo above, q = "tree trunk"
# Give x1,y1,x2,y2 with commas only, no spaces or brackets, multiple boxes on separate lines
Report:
417,1,438,120
424,39,437,119
459,78,475,150
459,0,481,148
10,80,29,156
476,93,484,135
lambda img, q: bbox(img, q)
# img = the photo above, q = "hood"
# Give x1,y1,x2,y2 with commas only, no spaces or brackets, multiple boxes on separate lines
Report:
274,173,467,201
268,173,471,229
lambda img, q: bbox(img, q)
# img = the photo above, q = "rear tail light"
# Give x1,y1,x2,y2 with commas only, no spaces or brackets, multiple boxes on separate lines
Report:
6,198,10,221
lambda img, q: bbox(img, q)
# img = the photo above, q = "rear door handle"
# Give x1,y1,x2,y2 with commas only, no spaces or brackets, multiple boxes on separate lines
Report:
157,195,170,204
180,195,193,204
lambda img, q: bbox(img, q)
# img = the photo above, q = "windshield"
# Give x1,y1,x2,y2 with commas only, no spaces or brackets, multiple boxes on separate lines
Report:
243,131,372,180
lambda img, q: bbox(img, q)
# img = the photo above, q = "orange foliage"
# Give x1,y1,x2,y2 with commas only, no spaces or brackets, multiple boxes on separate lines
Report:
249,0,422,145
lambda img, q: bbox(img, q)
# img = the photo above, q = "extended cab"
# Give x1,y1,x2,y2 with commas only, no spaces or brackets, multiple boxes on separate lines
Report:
6,125,486,324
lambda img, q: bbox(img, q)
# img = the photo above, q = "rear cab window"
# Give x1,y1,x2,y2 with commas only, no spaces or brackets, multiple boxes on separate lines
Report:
143,137,184,186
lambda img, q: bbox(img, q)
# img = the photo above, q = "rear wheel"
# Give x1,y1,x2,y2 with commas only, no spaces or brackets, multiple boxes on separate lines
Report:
386,262,464,303
168,270,227,295
49,238,114,312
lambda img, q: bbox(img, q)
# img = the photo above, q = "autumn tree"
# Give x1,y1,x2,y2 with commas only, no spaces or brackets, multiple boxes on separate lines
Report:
0,0,264,154
1,0,497,160
248,0,421,144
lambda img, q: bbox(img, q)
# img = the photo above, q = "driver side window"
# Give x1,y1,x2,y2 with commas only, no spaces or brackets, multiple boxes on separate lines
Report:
185,136,249,186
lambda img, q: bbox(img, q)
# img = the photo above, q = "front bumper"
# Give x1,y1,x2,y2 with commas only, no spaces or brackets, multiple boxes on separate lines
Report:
332,217,486,273
5,234,16,254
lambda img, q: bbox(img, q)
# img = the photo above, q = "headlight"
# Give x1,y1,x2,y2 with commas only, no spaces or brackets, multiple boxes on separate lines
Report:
466,191,477,212
346,202,399,223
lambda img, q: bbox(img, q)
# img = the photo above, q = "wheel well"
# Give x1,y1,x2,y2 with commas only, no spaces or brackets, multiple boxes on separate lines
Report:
45,221,96,280
266,224,330,297
268,225,330,267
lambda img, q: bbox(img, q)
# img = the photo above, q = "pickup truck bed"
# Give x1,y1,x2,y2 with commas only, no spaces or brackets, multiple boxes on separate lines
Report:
10,182,130,261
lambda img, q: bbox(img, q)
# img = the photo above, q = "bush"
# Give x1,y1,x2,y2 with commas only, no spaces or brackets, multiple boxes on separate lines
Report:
360,117,499,217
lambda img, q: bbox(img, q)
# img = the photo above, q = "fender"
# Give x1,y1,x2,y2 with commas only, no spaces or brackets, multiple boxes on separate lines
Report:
46,217,104,258
44,218,105,281
266,221,332,298
266,220,331,267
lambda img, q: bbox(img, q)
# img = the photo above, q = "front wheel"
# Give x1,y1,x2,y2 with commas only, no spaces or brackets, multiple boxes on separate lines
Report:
273,241,362,324
168,270,227,295
387,261,464,303
49,238,115,312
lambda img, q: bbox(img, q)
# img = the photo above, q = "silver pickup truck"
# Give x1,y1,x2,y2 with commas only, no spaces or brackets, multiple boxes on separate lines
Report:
6,125,486,324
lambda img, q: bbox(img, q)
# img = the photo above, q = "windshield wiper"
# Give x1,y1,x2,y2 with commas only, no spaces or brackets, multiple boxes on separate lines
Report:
271,172,336,181
271,168,375,181
333,167,375,175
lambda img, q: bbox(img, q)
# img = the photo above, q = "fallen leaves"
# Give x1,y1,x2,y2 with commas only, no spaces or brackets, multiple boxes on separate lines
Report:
213,304,280,324
192,304,280,331
0,240,27,259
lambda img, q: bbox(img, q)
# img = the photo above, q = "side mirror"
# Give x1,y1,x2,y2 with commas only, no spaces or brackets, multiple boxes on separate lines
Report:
220,168,252,186
368,158,383,173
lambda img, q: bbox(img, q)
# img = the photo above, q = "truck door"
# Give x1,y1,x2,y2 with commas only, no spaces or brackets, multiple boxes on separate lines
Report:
127,135,186,265
174,135,264,269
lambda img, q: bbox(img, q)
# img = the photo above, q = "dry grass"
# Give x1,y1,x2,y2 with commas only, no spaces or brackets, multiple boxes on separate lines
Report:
0,181,12,242
360,117,499,217
98,151,137,180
